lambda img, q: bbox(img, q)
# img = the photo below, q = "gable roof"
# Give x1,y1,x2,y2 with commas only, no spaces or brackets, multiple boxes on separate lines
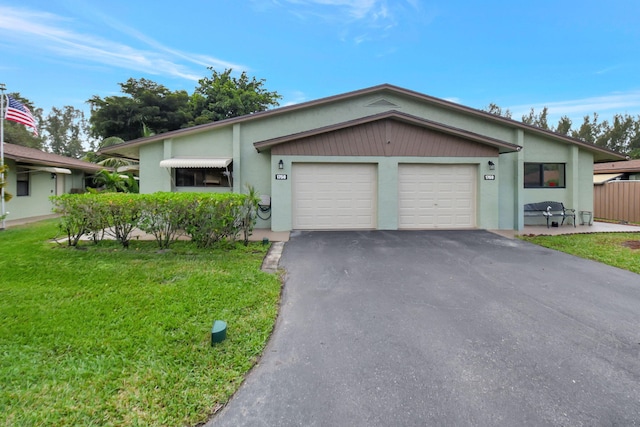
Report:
99,84,626,162
594,159,640,174
3,143,103,173
254,110,522,153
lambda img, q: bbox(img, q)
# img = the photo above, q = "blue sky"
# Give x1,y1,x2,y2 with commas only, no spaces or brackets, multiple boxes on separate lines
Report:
2,0,640,130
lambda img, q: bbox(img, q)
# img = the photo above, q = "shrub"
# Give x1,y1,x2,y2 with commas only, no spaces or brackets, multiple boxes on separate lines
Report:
183,193,247,248
137,193,191,249
239,185,260,246
100,194,143,248
51,194,109,246
52,191,259,249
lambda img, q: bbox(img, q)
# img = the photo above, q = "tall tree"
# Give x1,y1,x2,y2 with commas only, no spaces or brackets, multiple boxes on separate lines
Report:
522,107,550,130
483,103,512,119
555,116,572,135
571,113,603,145
486,102,640,157
596,114,640,154
43,106,91,158
190,68,282,125
88,78,192,141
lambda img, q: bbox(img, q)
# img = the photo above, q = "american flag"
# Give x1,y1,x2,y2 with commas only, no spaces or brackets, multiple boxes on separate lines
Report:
5,95,38,136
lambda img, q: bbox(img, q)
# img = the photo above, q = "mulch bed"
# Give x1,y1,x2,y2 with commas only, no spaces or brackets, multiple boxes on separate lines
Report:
621,240,640,250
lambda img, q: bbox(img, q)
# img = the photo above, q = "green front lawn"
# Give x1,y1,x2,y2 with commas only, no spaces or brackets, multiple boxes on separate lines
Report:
0,220,281,426
520,232,640,274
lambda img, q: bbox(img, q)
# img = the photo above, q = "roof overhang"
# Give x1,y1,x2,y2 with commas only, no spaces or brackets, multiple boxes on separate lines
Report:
159,158,232,168
593,173,624,184
23,166,72,175
253,110,522,154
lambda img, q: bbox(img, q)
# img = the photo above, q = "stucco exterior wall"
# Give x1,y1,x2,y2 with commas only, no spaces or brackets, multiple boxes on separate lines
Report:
127,87,608,232
3,159,87,221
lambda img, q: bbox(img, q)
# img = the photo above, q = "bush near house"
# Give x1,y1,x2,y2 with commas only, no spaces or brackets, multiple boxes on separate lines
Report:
51,191,259,249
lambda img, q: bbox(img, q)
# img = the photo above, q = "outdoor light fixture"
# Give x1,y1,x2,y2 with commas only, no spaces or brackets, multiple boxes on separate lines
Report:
278,159,284,170
488,161,495,170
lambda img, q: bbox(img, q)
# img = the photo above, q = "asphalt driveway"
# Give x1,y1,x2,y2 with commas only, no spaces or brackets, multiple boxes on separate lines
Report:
208,230,640,426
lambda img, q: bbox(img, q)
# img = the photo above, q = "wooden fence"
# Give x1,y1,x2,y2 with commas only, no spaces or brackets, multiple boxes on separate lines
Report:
594,181,640,223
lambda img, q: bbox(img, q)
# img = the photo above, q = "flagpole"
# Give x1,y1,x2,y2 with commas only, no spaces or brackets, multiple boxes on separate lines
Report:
0,82,6,230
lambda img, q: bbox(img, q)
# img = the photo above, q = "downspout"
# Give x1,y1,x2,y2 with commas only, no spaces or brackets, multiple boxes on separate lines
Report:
515,129,525,231
232,123,241,193
569,145,579,212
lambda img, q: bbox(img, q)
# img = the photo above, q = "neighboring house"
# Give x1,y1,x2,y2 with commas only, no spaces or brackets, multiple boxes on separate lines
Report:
593,159,640,184
101,84,625,232
3,143,103,222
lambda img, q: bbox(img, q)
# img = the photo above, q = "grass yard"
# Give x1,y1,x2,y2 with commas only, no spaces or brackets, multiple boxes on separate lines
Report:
0,220,281,427
520,232,640,274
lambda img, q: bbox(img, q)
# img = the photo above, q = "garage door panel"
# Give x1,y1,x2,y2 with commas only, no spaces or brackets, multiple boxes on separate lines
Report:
399,164,476,229
293,164,377,229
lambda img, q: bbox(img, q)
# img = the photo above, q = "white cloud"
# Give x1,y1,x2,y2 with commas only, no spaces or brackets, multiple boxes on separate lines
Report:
507,91,640,125
282,90,308,106
510,91,640,117
272,0,418,31
0,5,244,81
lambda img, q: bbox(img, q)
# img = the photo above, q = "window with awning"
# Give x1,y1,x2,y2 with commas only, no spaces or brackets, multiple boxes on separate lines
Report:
160,158,233,187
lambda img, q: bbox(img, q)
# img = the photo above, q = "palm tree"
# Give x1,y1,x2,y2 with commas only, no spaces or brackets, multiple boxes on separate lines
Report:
93,169,128,193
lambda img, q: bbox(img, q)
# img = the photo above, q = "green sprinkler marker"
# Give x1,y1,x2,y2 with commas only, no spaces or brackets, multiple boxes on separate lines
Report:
211,320,227,345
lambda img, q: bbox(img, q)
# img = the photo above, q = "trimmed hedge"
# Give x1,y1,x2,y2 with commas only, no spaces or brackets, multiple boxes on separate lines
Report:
51,192,259,249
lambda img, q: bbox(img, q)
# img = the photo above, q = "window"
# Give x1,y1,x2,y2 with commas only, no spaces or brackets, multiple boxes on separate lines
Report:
524,163,565,188
17,168,30,196
175,167,232,187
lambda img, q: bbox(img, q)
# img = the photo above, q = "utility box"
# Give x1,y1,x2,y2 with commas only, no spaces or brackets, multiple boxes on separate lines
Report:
211,320,227,345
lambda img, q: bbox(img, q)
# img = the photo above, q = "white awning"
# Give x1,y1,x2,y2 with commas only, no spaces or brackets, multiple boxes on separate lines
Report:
26,166,72,175
159,158,232,168
593,173,624,184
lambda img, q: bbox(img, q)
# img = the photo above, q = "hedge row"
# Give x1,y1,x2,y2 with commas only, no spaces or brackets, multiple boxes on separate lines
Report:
50,192,259,249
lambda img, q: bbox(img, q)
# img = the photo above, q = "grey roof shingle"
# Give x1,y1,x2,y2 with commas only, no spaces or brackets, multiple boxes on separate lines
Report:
3,143,102,172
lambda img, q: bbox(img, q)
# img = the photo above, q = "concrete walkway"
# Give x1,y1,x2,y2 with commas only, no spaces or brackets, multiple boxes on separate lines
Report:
491,221,640,239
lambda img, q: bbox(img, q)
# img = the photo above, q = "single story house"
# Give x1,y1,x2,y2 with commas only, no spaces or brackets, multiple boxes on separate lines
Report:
3,143,103,222
594,159,640,184
101,84,625,232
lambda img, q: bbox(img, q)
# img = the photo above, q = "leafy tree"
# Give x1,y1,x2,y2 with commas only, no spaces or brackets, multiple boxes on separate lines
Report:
570,113,603,145
482,102,640,156
83,137,126,164
42,106,91,158
522,107,550,130
597,114,640,154
92,169,138,193
555,116,573,135
190,68,282,125
483,103,512,119
88,78,192,141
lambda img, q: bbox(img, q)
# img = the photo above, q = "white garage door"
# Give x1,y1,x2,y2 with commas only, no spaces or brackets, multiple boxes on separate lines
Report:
293,163,377,229
398,164,476,229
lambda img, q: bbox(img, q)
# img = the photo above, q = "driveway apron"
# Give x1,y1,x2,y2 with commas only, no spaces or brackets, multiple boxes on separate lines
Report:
208,230,640,426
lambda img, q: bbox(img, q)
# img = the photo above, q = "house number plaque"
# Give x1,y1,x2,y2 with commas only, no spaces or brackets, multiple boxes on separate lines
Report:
275,174,288,180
